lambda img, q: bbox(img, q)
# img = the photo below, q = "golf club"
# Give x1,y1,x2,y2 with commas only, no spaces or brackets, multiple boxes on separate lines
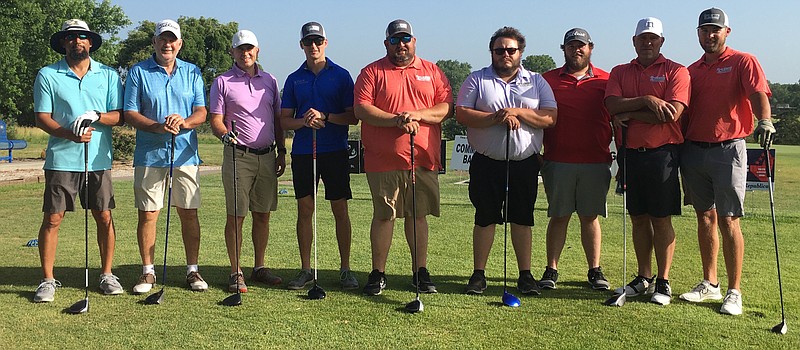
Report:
404,132,423,313
308,128,326,300
144,133,176,305
764,136,787,334
67,136,92,315
501,125,520,308
222,120,243,306
605,125,627,307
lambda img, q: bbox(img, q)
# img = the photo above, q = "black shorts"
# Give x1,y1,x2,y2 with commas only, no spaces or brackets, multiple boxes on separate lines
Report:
292,150,352,200
625,144,681,218
42,170,115,213
469,152,540,227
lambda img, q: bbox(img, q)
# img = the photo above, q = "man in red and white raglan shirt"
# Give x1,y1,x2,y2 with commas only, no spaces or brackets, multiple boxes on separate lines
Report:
678,8,774,316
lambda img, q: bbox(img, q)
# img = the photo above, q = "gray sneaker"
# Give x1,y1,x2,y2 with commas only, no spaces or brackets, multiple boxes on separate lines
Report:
287,269,314,290
33,279,61,302
98,274,124,295
340,269,359,290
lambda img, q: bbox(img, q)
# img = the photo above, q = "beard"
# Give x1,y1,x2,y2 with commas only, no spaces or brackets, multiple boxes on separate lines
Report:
68,48,89,61
564,52,590,73
701,37,726,54
492,58,520,77
389,50,414,66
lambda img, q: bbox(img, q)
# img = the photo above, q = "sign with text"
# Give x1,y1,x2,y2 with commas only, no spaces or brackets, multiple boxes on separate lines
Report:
746,148,776,191
450,135,473,171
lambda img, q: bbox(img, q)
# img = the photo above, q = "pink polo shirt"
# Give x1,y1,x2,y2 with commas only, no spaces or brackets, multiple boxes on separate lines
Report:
684,47,771,142
209,64,281,150
605,54,690,149
354,56,452,172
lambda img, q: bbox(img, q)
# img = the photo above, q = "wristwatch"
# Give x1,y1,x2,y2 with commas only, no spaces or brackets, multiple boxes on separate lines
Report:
322,113,329,121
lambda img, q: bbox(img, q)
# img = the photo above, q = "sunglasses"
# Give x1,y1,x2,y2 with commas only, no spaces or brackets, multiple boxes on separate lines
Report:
302,36,325,46
65,33,89,41
388,35,413,45
491,47,519,56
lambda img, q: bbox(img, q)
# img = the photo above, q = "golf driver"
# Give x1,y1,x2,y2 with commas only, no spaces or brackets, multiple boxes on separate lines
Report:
67,137,92,314
764,136,787,334
605,126,628,307
501,125,520,308
144,134,176,305
308,129,326,300
222,120,243,306
404,132,423,313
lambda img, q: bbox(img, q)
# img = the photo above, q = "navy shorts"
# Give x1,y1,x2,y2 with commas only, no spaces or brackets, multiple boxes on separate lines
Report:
292,150,352,201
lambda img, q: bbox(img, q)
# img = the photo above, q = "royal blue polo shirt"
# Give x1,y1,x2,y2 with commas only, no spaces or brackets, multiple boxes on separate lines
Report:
124,55,206,167
281,58,354,155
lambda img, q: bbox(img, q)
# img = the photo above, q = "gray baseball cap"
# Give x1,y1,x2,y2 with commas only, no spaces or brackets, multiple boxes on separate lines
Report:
563,28,592,45
385,19,413,38
698,8,729,28
301,21,326,39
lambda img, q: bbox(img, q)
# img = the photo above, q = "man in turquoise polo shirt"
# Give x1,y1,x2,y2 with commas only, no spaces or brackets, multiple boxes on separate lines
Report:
124,19,209,294
280,22,359,291
32,19,125,302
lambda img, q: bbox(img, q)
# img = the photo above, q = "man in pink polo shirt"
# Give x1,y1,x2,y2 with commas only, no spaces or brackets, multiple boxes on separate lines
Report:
354,19,452,296
604,17,690,306
541,28,612,291
678,8,774,316
209,30,286,293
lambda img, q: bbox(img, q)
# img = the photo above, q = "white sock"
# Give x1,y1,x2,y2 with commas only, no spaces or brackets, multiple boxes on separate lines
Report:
187,264,198,275
143,265,155,275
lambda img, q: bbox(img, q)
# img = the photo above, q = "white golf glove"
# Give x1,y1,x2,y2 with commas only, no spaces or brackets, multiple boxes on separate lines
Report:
71,111,100,137
221,130,239,146
754,119,776,148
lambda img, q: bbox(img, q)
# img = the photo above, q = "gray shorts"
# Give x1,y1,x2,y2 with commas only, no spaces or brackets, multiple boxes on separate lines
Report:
42,170,115,213
542,161,610,218
680,140,746,216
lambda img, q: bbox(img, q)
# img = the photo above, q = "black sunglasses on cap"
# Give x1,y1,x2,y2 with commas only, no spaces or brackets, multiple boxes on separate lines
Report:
302,36,325,46
491,48,519,56
65,33,89,41
388,35,412,45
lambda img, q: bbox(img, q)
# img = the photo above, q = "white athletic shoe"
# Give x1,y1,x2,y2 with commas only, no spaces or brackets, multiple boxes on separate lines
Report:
679,280,723,302
720,289,743,316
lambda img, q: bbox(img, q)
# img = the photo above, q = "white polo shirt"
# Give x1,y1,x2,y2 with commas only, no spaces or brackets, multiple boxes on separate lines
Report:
456,66,556,161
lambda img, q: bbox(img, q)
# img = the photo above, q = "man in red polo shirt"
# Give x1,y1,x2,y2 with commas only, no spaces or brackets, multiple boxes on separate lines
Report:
354,19,452,296
678,8,774,316
604,17,690,306
540,28,612,291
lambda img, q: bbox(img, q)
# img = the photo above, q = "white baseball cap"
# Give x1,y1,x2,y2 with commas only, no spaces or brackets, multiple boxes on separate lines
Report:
232,30,259,48
155,19,181,39
635,17,663,37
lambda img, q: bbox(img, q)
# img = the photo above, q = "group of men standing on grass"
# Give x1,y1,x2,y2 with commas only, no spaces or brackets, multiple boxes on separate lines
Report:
31,7,773,317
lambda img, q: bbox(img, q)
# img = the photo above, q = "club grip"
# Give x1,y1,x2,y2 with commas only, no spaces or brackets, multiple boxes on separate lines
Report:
231,120,237,133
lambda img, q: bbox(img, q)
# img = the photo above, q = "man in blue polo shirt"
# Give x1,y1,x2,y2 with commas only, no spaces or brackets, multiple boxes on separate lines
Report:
124,19,209,294
32,19,125,303
280,22,360,290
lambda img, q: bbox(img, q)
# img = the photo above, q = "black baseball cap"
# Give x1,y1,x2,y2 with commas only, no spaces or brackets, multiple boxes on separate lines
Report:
698,8,729,28
563,28,592,45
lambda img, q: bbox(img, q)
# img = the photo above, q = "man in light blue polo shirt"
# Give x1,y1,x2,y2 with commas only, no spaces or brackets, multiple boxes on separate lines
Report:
32,19,125,302
280,22,359,291
124,19,209,294
455,27,557,296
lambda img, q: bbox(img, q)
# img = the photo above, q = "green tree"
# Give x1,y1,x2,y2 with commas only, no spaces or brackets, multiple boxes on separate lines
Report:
436,59,472,140
0,0,129,126
117,16,238,94
522,54,556,73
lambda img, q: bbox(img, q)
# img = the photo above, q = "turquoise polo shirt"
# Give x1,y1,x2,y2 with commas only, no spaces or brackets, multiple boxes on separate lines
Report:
281,58,354,155
124,55,206,167
33,57,123,172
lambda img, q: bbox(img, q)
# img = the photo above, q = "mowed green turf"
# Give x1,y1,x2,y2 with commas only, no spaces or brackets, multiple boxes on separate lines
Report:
0,141,798,349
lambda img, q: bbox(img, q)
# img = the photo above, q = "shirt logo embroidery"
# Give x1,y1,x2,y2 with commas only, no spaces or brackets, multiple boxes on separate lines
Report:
416,75,431,82
650,75,666,83
716,67,732,74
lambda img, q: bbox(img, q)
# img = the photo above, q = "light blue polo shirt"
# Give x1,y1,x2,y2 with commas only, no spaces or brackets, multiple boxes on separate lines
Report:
456,66,557,161
33,57,123,172
281,58,354,155
124,55,206,167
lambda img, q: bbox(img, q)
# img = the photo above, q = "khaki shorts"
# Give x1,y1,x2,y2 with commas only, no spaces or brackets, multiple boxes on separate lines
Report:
134,165,201,211
222,147,277,216
367,169,440,220
542,161,610,218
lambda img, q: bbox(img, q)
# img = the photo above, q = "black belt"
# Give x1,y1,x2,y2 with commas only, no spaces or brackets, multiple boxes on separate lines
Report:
689,138,742,149
234,143,275,155
626,144,676,153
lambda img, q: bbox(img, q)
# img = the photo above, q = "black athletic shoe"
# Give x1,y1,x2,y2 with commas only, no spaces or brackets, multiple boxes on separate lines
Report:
539,267,559,290
363,269,386,296
465,270,487,294
412,267,437,294
517,270,541,295
587,267,610,290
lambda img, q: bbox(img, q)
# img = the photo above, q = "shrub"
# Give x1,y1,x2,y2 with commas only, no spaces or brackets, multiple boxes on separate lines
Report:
112,126,136,161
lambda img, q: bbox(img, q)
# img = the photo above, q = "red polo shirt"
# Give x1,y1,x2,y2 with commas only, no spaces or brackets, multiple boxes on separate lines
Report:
354,56,452,172
605,54,690,149
684,47,771,142
542,64,612,163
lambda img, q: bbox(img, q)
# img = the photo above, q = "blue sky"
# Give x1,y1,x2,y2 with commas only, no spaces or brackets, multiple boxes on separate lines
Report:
109,0,795,85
